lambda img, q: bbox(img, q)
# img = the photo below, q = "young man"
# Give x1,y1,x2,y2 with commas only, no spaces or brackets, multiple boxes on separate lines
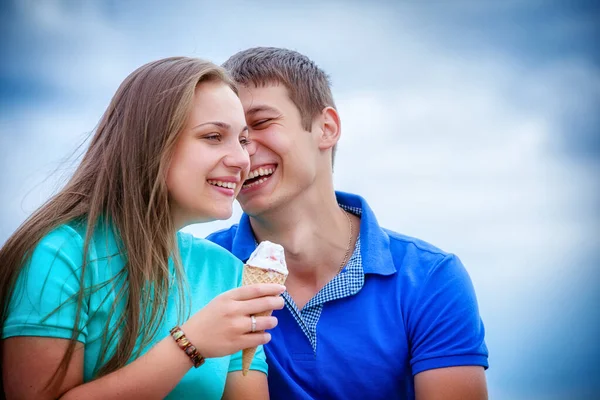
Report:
207,47,489,399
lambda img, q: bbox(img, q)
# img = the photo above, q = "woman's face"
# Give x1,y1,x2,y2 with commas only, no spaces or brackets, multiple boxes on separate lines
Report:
167,80,250,228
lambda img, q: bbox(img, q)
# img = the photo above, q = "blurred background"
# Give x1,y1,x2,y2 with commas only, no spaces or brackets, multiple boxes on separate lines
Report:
1,0,599,398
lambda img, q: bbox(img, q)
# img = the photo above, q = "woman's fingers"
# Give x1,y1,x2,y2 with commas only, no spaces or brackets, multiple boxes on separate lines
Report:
240,315,278,333
228,284,286,301
185,285,283,359
239,295,285,315
239,332,273,349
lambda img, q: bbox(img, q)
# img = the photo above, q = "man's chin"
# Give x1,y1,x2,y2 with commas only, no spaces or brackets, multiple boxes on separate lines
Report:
239,198,269,217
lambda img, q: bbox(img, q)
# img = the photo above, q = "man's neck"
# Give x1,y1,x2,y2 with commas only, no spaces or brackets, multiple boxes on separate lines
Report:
249,186,359,308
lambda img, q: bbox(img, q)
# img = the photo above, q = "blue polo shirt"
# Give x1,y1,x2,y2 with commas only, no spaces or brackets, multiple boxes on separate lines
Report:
207,191,488,399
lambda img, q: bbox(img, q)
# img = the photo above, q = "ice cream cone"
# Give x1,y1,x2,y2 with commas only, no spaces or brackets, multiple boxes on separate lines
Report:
241,241,288,376
241,265,287,375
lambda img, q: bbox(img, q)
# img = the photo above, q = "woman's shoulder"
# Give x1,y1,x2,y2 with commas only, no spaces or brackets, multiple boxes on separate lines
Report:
177,231,244,284
31,219,119,269
33,222,87,259
15,222,90,303
178,231,239,260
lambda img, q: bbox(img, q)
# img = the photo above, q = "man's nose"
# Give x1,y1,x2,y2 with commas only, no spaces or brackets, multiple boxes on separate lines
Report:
245,139,258,157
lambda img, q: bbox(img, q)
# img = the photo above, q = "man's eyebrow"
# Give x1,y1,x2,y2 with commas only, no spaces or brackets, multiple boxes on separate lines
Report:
245,105,281,117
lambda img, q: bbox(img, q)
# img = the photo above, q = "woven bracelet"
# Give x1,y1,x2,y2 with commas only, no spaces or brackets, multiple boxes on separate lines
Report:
170,326,205,368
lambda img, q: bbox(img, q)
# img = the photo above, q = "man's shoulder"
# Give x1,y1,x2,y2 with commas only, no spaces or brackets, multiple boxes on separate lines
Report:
205,224,240,250
340,190,454,276
383,228,448,258
378,228,458,282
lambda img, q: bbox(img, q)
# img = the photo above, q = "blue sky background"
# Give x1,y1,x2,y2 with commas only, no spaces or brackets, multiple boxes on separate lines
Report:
1,1,599,398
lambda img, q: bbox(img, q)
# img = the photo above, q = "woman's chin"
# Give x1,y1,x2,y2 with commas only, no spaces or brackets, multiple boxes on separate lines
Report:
179,215,230,229
203,208,234,222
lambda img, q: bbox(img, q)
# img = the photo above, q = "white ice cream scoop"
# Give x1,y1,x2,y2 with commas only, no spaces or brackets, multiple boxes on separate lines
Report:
246,240,288,275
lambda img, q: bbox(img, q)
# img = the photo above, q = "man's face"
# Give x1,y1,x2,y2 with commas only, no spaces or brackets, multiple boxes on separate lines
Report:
237,84,320,215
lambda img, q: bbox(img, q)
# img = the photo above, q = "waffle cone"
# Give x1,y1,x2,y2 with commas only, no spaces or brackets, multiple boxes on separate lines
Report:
241,264,287,376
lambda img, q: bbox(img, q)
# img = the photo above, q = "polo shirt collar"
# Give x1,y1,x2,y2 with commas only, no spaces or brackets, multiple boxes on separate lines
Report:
231,212,256,262
335,191,396,275
230,191,396,276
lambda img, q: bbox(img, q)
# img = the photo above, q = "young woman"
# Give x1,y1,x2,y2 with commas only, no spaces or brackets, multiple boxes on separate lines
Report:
0,57,284,399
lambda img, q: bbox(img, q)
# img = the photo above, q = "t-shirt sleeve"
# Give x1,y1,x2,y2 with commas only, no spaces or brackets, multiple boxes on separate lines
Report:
407,254,488,375
2,226,89,343
227,345,269,375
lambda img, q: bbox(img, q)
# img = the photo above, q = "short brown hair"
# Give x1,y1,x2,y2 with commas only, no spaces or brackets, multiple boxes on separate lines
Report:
223,47,336,132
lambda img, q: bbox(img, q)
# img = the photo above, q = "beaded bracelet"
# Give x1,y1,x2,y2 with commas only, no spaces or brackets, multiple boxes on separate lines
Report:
170,326,205,368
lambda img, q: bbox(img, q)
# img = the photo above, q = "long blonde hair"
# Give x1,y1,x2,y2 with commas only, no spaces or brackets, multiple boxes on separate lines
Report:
0,57,236,391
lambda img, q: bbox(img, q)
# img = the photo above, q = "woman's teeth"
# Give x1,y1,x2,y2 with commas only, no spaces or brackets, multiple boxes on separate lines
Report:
208,180,237,189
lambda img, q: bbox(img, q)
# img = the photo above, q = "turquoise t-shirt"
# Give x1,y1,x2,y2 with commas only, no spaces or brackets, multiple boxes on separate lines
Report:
3,221,267,399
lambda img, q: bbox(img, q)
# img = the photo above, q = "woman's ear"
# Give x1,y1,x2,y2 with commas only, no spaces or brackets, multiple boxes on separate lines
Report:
317,107,341,151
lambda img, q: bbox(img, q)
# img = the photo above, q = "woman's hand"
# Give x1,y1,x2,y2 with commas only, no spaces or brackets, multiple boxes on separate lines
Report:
182,283,285,358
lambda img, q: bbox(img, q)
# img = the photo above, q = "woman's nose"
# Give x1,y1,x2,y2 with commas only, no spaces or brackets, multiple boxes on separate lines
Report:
224,142,250,172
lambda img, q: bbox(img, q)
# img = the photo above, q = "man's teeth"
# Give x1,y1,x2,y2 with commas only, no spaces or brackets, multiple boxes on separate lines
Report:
243,177,269,188
247,167,274,180
207,180,237,189
242,167,275,188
